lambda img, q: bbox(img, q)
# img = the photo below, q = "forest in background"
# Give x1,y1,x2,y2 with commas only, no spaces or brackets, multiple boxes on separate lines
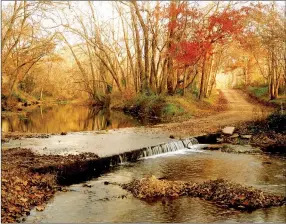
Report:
2,1,286,111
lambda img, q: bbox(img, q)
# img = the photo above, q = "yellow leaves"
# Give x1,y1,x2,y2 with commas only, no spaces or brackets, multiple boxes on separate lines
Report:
237,194,246,200
15,186,22,191
20,198,28,203
2,148,98,223
36,205,45,211
22,180,28,186
125,176,186,199
123,177,286,211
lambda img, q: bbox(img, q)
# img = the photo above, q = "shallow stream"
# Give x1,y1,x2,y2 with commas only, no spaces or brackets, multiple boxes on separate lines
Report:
26,149,286,223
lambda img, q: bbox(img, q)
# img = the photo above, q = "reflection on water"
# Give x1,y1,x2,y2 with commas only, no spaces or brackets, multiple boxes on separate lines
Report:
2,105,142,133
26,151,286,223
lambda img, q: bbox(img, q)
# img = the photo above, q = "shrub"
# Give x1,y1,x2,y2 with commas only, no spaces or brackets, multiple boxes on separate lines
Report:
124,93,166,119
163,103,184,116
247,111,286,134
266,112,286,133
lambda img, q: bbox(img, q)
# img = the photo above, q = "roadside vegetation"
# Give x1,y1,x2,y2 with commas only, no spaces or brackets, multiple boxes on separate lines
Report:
244,85,286,107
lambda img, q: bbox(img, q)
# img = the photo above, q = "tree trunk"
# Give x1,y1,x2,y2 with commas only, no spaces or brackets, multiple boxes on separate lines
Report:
199,56,207,100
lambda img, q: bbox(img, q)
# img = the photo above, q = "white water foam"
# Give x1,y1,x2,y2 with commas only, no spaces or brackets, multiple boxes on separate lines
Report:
141,147,204,160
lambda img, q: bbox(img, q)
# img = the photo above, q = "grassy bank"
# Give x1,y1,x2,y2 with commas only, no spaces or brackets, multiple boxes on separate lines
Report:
245,86,286,108
112,89,228,123
1,90,76,113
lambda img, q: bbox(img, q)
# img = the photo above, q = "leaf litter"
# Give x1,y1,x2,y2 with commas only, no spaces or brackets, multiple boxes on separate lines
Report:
122,176,286,211
1,148,99,223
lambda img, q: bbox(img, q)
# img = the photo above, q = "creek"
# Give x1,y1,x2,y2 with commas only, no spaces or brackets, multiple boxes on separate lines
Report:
1,104,157,133
26,147,286,223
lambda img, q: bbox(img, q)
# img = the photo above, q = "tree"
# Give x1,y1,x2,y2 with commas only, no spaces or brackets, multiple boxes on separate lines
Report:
2,1,57,101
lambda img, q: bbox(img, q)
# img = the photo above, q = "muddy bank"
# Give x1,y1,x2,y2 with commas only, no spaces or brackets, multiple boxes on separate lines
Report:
1,131,72,143
1,132,53,143
1,148,99,223
122,176,286,211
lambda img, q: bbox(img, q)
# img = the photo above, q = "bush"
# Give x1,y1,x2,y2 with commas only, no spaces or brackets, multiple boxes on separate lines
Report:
124,93,166,119
163,103,184,116
247,111,286,134
266,112,286,133
18,76,36,94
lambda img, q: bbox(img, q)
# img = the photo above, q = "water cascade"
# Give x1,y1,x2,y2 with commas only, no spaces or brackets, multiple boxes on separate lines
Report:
55,137,199,185
109,137,199,165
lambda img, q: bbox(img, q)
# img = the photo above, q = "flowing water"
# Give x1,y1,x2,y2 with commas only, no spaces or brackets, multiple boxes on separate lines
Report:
1,104,151,133
26,148,286,223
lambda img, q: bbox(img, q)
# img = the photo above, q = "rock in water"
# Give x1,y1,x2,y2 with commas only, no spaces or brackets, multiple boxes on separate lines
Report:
241,135,252,139
202,144,222,150
230,133,239,138
222,127,235,135
221,144,262,154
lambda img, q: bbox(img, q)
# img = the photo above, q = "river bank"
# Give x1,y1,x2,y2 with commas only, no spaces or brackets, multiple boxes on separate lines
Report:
1,89,226,134
203,111,286,154
1,136,192,223
1,148,100,223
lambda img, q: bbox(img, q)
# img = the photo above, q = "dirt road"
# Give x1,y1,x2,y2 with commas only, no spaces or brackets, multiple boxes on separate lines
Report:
156,89,272,137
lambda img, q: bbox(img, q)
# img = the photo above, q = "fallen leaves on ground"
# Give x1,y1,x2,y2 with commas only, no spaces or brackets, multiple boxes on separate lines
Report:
122,176,286,211
1,148,99,223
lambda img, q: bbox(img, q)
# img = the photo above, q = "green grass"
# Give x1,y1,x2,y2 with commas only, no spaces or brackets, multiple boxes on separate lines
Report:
247,85,286,107
162,103,184,116
123,93,187,119
247,86,268,98
122,89,225,122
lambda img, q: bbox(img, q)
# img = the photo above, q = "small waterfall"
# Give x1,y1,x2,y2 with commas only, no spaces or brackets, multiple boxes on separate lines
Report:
119,155,123,164
183,138,199,148
111,137,199,165
52,137,200,184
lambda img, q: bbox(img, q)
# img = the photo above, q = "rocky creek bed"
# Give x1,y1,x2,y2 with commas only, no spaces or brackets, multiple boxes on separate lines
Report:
122,176,286,211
